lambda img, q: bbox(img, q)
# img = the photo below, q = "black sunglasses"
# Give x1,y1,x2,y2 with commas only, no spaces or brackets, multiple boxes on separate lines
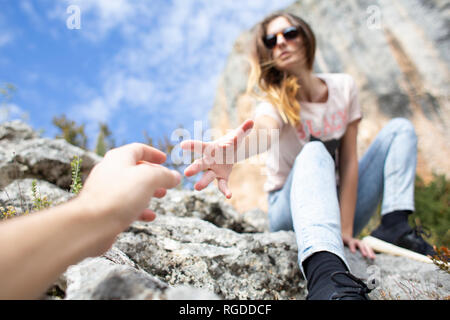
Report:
263,26,300,49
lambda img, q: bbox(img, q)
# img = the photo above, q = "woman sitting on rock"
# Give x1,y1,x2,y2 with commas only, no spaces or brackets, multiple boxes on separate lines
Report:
181,12,436,300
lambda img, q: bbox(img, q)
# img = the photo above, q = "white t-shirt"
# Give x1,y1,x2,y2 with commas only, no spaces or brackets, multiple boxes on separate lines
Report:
254,73,363,192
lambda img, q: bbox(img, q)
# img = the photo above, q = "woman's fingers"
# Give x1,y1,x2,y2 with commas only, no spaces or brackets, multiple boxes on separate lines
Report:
356,240,375,260
218,178,232,199
358,241,368,257
180,140,210,154
232,119,254,146
344,236,375,260
349,240,356,253
184,158,211,177
365,243,376,260
194,170,216,191
180,123,250,197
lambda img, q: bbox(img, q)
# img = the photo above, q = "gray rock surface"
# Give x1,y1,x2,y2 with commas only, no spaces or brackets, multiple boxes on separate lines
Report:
115,217,305,300
1,121,449,300
0,178,72,214
344,246,450,300
62,247,220,300
150,187,269,233
0,120,102,191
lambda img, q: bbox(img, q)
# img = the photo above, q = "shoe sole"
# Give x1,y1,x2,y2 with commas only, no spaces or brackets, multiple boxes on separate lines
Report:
362,236,433,264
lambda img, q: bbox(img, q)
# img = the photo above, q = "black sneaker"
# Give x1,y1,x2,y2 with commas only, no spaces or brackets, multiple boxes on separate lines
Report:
395,226,436,257
364,224,436,263
306,271,372,300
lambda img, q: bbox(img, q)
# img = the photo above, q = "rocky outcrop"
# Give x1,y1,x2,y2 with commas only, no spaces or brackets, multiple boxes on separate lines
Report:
210,0,450,212
149,188,269,233
0,120,102,195
0,178,73,213
0,121,449,300
62,246,220,300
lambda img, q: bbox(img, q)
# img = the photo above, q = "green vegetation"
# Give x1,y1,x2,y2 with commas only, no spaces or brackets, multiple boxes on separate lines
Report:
0,83,16,102
52,115,88,149
52,116,115,157
413,174,450,248
0,206,18,219
430,246,449,274
94,123,115,157
31,179,52,211
0,83,28,122
360,173,450,248
0,155,83,220
70,156,83,195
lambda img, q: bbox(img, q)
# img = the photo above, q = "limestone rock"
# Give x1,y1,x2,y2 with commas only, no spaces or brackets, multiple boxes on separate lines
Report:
62,246,221,300
0,120,38,142
149,186,269,233
345,248,450,300
115,216,304,300
0,121,102,191
0,178,72,214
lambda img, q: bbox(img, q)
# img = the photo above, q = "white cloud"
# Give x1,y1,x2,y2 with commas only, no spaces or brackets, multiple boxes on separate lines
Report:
49,0,155,41
56,0,295,143
0,11,14,47
0,103,29,122
70,72,157,145
0,33,13,47
20,1,41,23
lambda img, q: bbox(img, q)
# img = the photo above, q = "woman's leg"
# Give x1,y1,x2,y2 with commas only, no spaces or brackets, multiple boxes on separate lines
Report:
352,117,417,236
269,142,348,278
268,141,349,276
267,168,295,233
268,141,371,299
289,141,350,277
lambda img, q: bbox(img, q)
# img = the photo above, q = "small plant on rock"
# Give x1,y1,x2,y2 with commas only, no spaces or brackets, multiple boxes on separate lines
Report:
430,246,449,274
70,156,83,195
0,206,18,219
31,180,52,212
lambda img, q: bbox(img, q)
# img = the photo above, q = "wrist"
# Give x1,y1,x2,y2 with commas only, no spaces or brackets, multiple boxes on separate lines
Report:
341,228,353,238
69,196,122,256
74,191,123,230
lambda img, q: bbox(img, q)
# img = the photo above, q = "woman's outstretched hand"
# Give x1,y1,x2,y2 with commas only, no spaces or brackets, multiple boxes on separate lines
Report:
181,119,254,199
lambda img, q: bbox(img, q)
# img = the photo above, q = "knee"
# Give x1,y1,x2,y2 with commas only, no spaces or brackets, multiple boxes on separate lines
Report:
297,141,327,158
295,141,333,167
388,118,417,141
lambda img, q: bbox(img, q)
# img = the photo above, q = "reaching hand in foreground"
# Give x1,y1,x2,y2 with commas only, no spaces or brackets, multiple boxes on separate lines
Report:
0,143,181,299
181,119,254,199
78,143,182,228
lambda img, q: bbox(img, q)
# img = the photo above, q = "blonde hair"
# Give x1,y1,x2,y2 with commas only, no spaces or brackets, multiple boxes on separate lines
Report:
246,12,316,127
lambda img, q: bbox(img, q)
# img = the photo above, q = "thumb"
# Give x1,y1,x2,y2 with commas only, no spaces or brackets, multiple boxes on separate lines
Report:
233,119,254,145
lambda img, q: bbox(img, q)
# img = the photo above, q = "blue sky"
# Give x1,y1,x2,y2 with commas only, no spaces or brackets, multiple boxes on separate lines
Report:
0,0,294,149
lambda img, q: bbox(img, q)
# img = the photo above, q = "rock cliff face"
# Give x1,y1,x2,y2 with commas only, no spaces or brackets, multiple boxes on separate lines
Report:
0,121,449,300
210,0,450,212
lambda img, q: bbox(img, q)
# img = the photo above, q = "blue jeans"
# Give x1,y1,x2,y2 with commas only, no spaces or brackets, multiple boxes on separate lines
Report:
267,118,417,277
